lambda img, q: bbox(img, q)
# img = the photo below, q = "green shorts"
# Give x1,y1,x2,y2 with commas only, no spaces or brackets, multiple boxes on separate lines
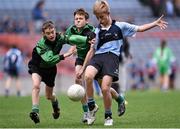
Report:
158,64,169,75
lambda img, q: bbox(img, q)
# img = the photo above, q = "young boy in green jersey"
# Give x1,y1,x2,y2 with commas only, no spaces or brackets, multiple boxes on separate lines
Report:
28,20,93,124
153,39,175,91
65,8,96,123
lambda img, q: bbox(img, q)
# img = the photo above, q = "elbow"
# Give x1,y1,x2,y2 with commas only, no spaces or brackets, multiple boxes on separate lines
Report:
43,58,55,64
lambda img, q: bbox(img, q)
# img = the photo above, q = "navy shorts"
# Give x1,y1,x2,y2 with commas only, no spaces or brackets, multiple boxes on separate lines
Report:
88,52,120,82
75,58,84,66
5,68,19,78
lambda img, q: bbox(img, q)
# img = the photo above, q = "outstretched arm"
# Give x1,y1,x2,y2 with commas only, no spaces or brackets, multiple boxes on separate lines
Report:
137,15,168,32
63,46,76,58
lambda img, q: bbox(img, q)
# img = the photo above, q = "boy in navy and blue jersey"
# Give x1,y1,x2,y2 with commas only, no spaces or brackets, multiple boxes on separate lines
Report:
85,0,168,126
3,45,23,97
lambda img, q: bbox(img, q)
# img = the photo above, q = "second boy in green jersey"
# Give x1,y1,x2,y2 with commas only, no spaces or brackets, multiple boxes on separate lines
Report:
65,8,96,123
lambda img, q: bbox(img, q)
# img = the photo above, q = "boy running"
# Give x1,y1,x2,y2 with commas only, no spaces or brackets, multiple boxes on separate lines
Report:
28,20,93,124
85,0,168,126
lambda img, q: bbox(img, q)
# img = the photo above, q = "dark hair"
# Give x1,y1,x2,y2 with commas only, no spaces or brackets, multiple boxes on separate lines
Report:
74,8,89,20
160,39,167,49
35,0,45,8
11,44,17,49
42,20,55,32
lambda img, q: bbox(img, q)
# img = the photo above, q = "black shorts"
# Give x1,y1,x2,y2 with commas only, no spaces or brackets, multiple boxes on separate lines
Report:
75,58,84,66
88,52,120,82
28,64,57,87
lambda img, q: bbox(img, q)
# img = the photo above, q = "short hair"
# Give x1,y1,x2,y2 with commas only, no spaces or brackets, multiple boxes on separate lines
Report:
35,0,45,8
93,0,110,15
160,39,167,48
74,8,89,20
11,44,17,49
42,20,55,32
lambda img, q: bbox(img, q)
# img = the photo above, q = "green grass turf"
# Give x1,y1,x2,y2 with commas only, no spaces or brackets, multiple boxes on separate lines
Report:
0,90,180,128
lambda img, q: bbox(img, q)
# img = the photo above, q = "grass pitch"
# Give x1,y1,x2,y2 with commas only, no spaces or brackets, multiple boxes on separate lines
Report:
0,90,180,128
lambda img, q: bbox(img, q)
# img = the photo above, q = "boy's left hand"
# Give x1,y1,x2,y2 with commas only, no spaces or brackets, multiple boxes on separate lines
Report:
155,15,168,30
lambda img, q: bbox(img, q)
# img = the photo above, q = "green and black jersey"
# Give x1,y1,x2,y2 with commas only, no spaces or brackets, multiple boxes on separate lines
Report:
30,33,87,68
65,24,95,60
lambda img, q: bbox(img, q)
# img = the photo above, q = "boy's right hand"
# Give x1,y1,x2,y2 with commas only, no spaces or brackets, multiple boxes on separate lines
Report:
87,31,96,41
63,46,76,58
88,38,96,44
86,31,96,44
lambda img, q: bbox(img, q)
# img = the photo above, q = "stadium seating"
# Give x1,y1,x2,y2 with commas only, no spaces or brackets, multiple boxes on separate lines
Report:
0,0,179,65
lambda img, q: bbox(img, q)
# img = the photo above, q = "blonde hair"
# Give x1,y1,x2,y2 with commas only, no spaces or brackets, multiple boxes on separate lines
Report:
93,0,110,15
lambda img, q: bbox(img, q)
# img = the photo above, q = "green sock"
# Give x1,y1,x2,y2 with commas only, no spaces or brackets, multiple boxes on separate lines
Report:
115,95,124,104
82,104,88,112
32,104,39,113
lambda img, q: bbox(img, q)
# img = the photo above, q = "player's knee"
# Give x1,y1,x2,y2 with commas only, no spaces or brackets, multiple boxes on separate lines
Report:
33,84,40,91
85,74,93,83
101,87,110,95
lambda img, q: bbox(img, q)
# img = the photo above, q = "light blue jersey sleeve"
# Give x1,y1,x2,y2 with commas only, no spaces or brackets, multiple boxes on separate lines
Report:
115,22,139,37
